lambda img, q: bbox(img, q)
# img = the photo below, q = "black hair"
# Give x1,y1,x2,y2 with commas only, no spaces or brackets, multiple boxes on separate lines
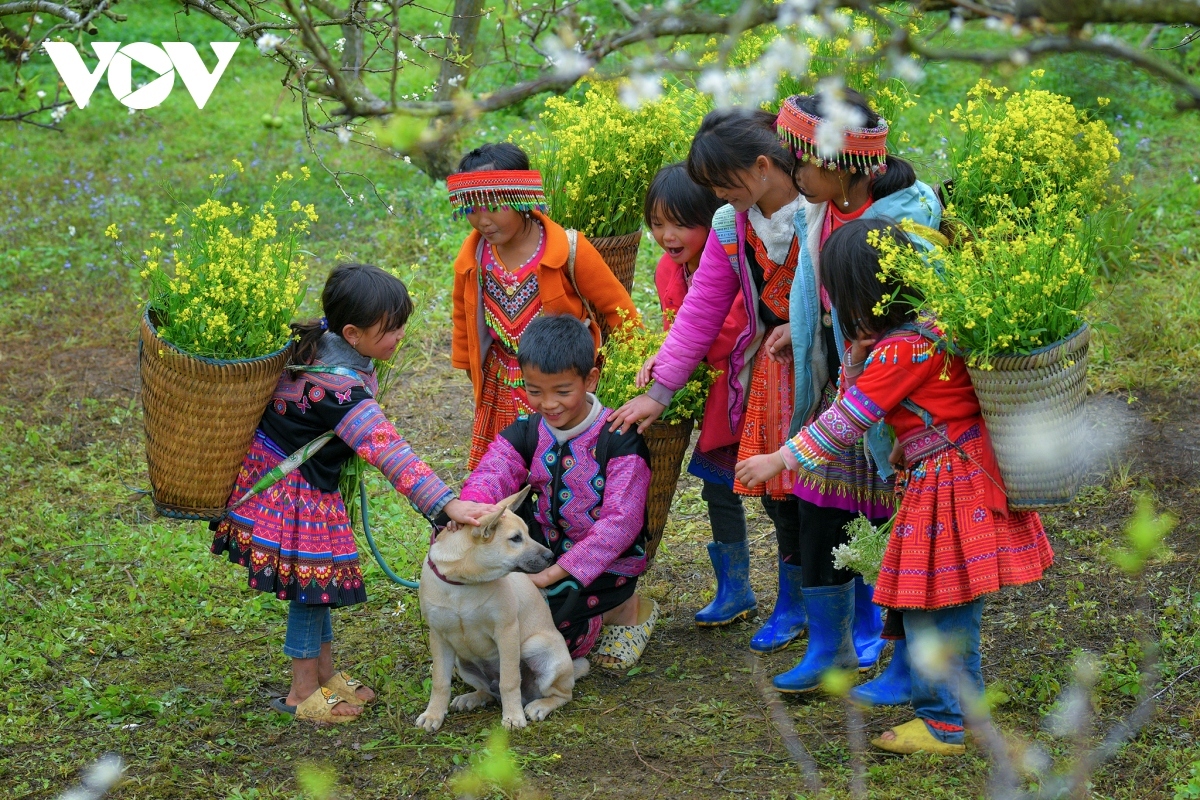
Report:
792,90,917,201
291,262,414,365
820,218,920,339
516,314,596,378
644,161,724,230
456,142,530,173
686,107,797,191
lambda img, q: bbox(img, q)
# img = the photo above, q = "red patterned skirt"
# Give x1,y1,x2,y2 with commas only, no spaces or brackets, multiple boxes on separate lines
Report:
873,425,1054,610
734,341,795,500
211,430,367,607
469,343,535,469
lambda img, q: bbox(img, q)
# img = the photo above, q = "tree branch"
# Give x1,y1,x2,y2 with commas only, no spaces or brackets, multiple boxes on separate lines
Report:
0,0,80,23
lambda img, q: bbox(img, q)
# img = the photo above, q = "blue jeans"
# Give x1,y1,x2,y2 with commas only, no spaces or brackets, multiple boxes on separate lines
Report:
283,601,334,659
903,599,985,744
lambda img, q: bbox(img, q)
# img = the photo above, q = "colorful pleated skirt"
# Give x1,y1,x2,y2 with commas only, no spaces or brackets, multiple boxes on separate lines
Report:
733,345,795,500
211,430,367,607
468,343,534,470
873,425,1054,610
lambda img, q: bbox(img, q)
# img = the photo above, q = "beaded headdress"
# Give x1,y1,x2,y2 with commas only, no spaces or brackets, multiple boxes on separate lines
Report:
776,95,889,176
447,169,548,219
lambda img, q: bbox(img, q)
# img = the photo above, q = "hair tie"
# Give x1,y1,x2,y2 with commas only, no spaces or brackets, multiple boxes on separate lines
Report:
319,317,329,331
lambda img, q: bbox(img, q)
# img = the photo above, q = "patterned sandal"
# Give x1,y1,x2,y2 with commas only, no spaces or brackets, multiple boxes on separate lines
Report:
591,599,660,670
323,671,373,706
272,687,361,724
870,718,966,756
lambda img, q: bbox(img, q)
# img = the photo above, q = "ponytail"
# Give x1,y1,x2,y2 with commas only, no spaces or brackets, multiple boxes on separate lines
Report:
289,319,326,366
870,155,917,201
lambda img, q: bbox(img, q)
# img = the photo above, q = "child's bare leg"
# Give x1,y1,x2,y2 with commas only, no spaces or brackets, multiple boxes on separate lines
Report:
316,642,375,702
602,593,642,627
288,657,361,716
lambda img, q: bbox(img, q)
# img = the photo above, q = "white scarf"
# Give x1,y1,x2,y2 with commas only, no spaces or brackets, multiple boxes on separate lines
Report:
747,195,802,264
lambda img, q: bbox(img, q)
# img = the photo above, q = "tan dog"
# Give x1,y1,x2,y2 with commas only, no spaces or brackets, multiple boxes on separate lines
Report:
416,487,587,732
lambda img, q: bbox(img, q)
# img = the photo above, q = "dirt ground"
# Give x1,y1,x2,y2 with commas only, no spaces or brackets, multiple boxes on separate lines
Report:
7,295,1200,798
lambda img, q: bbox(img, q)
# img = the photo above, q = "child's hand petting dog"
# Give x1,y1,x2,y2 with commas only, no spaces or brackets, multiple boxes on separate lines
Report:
528,564,568,588
443,499,501,527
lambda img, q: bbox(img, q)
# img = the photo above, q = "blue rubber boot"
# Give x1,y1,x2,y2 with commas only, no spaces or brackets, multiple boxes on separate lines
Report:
694,540,758,627
852,576,886,670
749,559,807,653
772,580,858,693
848,638,913,707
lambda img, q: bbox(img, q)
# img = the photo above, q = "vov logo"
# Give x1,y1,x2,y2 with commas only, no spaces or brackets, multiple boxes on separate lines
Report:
44,42,240,110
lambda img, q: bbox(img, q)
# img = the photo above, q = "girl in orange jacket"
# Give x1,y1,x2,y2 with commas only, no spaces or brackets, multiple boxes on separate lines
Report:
448,143,639,469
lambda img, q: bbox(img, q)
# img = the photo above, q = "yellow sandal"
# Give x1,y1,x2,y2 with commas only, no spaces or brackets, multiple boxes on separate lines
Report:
870,718,966,756
274,687,361,724
323,671,373,705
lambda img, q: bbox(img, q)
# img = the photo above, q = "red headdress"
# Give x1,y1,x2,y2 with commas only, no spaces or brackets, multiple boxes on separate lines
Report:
776,95,889,176
447,169,548,219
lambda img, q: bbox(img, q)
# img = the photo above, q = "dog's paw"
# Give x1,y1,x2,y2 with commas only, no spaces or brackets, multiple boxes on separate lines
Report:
450,690,492,713
415,709,445,732
501,711,528,731
523,698,561,722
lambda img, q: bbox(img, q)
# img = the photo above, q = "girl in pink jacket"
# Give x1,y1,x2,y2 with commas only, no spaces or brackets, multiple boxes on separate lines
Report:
610,107,810,654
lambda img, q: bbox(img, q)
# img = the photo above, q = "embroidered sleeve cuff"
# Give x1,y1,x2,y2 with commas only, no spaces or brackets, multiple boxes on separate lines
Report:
647,382,676,407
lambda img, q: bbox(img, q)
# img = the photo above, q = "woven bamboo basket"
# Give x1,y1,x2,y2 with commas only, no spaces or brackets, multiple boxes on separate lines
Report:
589,230,641,295
641,418,695,561
967,324,1091,510
139,309,292,520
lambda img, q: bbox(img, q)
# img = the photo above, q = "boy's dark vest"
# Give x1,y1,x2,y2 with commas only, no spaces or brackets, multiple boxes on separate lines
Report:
508,413,648,624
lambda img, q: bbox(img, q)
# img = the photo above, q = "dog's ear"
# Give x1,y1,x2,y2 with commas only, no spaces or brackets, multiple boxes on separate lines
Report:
500,485,532,511
473,508,505,542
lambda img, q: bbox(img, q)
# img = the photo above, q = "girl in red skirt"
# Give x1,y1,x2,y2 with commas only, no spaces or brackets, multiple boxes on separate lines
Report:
736,219,1054,755
212,263,496,723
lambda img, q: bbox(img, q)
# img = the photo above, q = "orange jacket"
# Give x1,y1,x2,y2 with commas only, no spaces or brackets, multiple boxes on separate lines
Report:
452,211,640,403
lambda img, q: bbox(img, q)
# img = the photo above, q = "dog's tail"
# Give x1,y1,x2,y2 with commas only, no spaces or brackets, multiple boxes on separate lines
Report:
572,658,590,680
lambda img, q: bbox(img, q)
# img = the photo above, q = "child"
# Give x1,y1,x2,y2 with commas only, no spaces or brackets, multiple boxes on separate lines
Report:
211,263,496,723
761,89,946,693
461,315,659,669
645,162,756,627
735,219,1054,755
610,107,810,655
448,142,639,471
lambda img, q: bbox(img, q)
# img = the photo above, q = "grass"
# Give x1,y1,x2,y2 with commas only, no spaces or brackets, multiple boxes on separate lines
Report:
2,4,1200,798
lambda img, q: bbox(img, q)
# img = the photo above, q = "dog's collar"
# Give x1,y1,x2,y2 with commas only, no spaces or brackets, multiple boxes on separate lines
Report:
425,555,464,586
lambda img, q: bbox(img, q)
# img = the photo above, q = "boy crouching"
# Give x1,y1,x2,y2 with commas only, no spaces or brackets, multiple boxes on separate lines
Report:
461,315,660,669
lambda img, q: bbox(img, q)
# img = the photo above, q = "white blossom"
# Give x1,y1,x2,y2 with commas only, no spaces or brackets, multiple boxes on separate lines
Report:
1010,49,1030,66
256,33,284,54
949,13,965,34
619,72,663,110
892,52,925,84
850,29,873,50
36,90,45,99
544,35,591,77
403,155,412,163
814,77,866,157
333,37,346,53
336,126,352,145
51,105,68,124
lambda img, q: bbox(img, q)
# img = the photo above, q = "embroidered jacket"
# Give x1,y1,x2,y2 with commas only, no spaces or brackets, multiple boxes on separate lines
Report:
645,205,790,455
258,363,454,521
461,409,651,586
779,331,1008,514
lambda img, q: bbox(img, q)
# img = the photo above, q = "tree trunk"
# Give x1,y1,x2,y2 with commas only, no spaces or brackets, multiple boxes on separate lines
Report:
435,0,485,101
411,0,485,179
